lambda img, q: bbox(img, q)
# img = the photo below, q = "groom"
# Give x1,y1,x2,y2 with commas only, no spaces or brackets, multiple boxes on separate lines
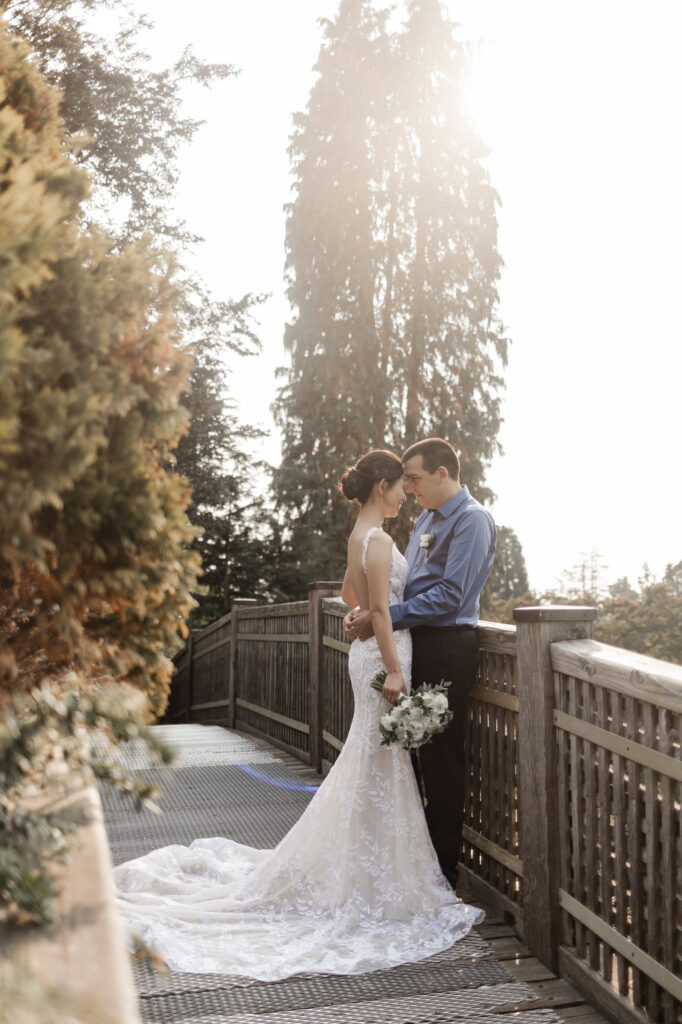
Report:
345,437,496,890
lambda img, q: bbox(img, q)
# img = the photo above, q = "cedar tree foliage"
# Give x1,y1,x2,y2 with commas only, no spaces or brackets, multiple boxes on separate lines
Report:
0,23,200,715
274,0,508,593
2,0,268,621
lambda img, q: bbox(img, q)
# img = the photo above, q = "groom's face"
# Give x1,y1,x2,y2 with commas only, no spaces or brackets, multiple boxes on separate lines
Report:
402,455,443,510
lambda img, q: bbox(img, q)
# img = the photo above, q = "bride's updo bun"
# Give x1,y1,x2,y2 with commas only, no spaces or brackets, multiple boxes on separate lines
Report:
338,449,403,504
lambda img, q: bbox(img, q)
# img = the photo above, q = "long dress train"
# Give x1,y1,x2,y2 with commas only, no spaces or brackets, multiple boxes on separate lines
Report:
113,527,483,979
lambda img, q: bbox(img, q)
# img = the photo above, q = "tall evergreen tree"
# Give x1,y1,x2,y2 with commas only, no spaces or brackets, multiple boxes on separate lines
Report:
3,0,267,618
175,290,271,626
274,0,508,595
1,0,235,243
394,0,507,490
274,0,393,590
485,527,530,601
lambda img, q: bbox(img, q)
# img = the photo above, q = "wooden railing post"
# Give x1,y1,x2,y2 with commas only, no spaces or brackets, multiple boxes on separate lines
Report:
308,582,342,772
228,598,256,729
513,605,597,973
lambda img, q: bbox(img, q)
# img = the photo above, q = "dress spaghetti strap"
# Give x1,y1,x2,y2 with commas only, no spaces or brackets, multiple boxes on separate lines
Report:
361,526,383,574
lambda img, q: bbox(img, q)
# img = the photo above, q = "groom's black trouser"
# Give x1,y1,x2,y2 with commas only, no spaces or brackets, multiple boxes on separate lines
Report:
410,624,480,890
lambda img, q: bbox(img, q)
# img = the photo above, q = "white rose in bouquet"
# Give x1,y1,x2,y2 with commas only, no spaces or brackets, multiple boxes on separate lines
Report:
432,693,449,713
370,673,453,750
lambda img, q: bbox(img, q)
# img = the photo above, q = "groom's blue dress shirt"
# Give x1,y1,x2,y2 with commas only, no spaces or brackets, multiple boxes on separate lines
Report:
389,486,496,630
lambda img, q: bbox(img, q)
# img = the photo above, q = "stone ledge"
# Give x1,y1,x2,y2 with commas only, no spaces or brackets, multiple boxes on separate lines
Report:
1,784,141,1024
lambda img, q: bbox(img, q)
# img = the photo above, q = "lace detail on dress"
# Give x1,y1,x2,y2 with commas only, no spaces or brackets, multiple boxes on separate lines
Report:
361,525,381,571
113,534,483,979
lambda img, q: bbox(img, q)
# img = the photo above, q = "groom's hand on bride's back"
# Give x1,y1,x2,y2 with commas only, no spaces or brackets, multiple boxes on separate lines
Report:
343,608,374,641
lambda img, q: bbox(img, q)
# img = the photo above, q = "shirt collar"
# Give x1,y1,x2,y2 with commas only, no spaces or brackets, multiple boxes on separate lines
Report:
431,486,470,520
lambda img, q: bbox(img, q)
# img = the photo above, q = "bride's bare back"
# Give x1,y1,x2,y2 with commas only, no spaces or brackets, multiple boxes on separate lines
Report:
346,526,391,611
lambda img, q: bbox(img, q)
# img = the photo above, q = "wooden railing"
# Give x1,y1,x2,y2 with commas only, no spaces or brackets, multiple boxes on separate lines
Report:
166,592,681,1024
550,638,682,1024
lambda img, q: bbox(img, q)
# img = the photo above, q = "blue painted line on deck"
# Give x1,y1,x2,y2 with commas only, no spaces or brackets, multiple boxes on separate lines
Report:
233,762,320,794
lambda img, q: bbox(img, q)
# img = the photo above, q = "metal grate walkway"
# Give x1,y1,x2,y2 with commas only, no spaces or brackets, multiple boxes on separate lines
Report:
100,724,592,1024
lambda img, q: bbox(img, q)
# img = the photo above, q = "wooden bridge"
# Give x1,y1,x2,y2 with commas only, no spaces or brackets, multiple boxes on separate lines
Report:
158,587,682,1024
103,721,606,1024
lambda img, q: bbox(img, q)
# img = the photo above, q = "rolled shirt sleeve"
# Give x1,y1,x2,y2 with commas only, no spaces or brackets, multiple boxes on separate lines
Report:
389,508,495,630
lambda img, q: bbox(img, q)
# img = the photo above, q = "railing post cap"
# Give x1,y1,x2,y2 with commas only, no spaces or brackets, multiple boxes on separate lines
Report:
308,580,343,591
513,604,597,623
232,597,257,606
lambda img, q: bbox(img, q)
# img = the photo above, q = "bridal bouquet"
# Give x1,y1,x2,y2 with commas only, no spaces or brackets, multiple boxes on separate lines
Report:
370,672,453,750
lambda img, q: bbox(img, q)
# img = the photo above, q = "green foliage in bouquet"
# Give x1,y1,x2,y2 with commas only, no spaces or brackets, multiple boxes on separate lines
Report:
370,671,453,750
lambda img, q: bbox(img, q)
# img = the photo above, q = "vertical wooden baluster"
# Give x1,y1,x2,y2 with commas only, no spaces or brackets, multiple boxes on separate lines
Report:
480,686,491,884
596,685,613,986
555,669,573,947
625,695,644,1010
568,674,586,959
611,691,629,996
659,705,676,1024
579,681,599,971
642,702,661,1022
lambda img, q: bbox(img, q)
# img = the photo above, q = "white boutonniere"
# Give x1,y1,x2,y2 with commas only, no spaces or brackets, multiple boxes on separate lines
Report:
419,533,435,558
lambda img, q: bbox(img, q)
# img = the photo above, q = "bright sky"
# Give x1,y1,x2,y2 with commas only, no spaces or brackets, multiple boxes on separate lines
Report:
128,0,682,595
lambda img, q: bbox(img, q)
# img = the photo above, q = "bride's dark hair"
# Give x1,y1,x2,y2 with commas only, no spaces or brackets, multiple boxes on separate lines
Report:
338,449,403,504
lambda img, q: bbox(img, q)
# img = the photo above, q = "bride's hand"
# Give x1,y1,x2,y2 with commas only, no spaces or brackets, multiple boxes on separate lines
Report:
382,670,407,705
342,608,357,637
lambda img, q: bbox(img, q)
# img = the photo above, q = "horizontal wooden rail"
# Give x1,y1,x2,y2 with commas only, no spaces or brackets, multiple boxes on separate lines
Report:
190,698,230,712
237,633,309,643
462,825,523,877
235,697,309,734
196,610,232,638
551,638,682,713
477,620,518,656
469,684,519,712
193,637,231,659
238,601,309,620
553,707,682,780
559,889,682,1003
323,635,351,654
322,729,344,752
321,597,347,617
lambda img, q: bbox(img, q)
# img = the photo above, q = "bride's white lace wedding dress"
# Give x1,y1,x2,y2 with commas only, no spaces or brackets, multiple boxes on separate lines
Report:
113,527,483,979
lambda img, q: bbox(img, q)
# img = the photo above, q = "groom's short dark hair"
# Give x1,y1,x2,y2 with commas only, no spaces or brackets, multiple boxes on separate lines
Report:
402,438,460,479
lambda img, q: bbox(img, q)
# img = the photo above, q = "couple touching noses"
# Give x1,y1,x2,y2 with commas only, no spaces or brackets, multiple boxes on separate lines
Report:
342,437,496,891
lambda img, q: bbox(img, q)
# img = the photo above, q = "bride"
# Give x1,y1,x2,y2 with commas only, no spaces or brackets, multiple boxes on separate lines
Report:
113,448,483,979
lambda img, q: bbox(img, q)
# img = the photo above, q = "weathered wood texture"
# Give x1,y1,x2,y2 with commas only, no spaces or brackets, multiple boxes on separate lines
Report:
320,597,353,768
514,607,598,973
552,641,682,1024
463,623,522,912
309,584,342,771
167,642,191,722
164,595,682,1024
235,600,312,760
193,612,233,725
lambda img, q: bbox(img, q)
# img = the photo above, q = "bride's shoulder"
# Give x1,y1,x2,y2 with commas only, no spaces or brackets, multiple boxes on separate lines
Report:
362,528,392,558
363,526,390,544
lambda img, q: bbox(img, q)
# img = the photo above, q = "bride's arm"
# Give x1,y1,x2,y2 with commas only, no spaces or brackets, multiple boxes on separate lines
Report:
340,568,358,608
365,533,407,705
